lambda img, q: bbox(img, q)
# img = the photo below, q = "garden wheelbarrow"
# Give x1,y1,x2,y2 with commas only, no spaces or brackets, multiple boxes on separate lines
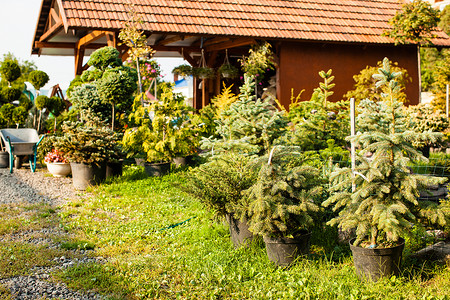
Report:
0,128,45,173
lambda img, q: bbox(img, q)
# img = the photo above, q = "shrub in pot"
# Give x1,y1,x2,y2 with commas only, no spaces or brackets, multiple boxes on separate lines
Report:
184,152,257,247
122,85,200,176
245,146,323,266
323,58,449,281
55,118,122,190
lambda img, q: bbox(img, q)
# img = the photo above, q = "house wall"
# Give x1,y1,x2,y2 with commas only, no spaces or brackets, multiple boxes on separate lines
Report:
278,42,420,109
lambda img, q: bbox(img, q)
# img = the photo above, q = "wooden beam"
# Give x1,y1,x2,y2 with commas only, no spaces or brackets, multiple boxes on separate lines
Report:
74,47,85,76
155,35,191,46
39,19,63,42
106,32,116,47
152,45,200,53
180,50,197,66
203,37,230,47
207,51,218,68
206,38,257,52
34,41,105,49
76,30,107,49
50,8,60,25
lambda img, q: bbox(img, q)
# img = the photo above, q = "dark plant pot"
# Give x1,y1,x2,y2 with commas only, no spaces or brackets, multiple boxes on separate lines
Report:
134,158,145,167
226,214,254,248
144,161,171,177
70,162,106,190
263,231,311,266
0,151,9,168
349,237,405,282
14,155,23,169
172,155,194,167
419,146,430,158
106,161,123,178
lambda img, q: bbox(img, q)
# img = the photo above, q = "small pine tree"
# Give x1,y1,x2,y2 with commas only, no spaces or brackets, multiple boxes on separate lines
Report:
245,146,323,237
324,58,448,247
201,74,288,156
184,153,257,220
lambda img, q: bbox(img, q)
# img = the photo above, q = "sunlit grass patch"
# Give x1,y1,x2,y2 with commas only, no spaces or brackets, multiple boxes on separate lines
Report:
0,241,69,278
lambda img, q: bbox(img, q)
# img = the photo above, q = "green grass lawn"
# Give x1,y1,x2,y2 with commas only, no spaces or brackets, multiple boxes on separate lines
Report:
17,165,450,299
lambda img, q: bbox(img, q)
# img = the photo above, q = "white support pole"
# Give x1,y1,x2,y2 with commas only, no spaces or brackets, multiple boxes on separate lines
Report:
350,98,356,193
446,84,449,119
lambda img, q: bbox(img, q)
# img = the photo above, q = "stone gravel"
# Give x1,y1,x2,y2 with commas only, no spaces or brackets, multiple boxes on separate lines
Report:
0,166,106,300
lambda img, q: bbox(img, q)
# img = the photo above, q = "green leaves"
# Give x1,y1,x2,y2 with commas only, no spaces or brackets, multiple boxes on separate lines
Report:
28,70,49,91
384,0,439,45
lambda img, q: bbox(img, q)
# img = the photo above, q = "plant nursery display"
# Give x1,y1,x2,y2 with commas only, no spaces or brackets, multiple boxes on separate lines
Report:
323,58,449,281
245,146,323,266
55,118,122,190
122,84,200,176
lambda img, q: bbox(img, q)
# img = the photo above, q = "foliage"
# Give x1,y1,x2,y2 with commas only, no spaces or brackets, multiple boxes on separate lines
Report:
44,149,69,163
344,61,411,104
201,74,288,156
284,70,350,151
55,118,123,164
87,47,122,72
192,67,215,79
430,53,450,111
405,104,449,147
218,63,239,78
383,0,440,45
125,59,162,91
28,70,49,91
239,41,275,80
172,64,193,78
122,85,200,162
245,146,323,238
0,60,21,85
34,95,49,111
1,86,22,102
324,58,449,247
11,106,27,128
184,153,257,219
118,7,155,62
66,76,84,99
0,103,15,127
0,53,37,88
69,83,111,123
210,83,240,116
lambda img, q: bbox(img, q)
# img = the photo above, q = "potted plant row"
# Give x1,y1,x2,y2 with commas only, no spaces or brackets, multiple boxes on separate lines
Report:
323,58,448,281
122,85,201,177
54,118,123,190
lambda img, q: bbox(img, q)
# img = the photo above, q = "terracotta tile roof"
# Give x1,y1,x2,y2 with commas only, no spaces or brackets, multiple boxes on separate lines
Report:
57,0,449,45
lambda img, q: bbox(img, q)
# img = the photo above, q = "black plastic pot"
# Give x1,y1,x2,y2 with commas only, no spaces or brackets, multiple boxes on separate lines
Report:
263,231,311,266
106,161,123,178
172,155,194,167
349,238,405,282
144,161,171,177
70,162,106,190
0,151,9,168
226,214,253,248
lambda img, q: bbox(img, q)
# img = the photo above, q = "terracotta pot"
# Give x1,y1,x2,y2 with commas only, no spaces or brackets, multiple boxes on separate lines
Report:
46,162,71,177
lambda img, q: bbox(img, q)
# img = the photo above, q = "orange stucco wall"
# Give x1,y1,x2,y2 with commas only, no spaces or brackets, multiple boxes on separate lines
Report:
278,42,420,109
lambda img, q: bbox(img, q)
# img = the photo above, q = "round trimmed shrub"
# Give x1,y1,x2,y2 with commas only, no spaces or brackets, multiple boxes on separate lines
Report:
0,60,21,83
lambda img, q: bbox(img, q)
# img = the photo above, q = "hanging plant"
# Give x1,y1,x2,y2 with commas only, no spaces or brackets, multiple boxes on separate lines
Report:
193,49,215,80
193,66,215,79
172,64,193,78
218,49,239,78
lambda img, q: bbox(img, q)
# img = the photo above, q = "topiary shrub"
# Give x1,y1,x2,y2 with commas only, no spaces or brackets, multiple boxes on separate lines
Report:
28,70,49,93
0,60,21,85
0,103,15,127
69,83,111,123
87,46,122,72
1,86,22,102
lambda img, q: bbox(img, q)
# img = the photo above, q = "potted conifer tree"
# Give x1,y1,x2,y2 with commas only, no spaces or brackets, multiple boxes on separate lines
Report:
323,58,449,281
245,146,323,266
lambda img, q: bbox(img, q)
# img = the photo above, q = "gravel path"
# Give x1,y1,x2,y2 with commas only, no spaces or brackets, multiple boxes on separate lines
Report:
0,166,106,300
